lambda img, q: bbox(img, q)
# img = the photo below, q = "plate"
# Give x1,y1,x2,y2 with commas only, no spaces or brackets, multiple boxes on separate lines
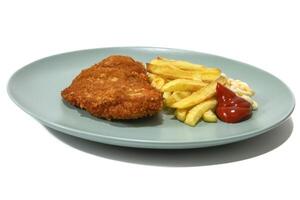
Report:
7,47,295,149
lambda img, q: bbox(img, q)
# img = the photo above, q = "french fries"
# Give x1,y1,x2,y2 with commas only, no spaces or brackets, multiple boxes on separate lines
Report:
162,79,208,92
147,56,257,127
175,109,189,122
171,76,226,109
164,91,192,107
147,73,159,82
185,99,217,126
163,91,172,99
201,72,221,82
152,57,206,71
150,76,165,91
151,57,221,80
148,57,225,126
147,63,202,81
203,110,218,123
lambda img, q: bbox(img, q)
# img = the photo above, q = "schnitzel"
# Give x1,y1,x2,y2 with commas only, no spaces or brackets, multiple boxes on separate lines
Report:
61,55,163,120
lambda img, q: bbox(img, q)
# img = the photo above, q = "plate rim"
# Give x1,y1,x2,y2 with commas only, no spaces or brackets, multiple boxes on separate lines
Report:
7,46,296,148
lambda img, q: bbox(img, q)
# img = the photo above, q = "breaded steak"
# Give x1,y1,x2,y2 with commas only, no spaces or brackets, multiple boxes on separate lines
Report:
61,55,163,120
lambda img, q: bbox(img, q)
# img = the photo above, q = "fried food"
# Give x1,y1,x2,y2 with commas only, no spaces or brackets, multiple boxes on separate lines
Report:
202,110,218,123
164,91,192,107
150,57,222,82
147,56,257,127
162,91,172,99
185,99,217,126
171,76,226,109
61,55,163,120
151,57,206,71
175,109,189,122
146,63,202,80
162,79,207,92
150,75,165,91
201,72,221,82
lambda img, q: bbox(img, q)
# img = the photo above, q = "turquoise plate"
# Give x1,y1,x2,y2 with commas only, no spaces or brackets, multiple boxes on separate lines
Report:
7,47,295,149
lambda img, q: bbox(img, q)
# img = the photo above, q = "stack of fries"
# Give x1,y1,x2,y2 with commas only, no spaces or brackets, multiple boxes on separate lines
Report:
147,57,226,126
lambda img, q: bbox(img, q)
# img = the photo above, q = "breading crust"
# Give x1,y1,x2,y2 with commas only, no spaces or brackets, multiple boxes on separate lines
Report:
61,55,163,120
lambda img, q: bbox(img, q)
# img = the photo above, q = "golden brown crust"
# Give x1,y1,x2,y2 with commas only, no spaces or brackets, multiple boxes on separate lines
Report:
61,55,163,120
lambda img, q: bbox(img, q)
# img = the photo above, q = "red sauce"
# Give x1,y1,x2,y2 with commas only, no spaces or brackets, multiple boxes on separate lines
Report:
216,83,252,123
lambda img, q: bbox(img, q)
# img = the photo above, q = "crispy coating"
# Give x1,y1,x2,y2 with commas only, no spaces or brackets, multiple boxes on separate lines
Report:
61,55,163,120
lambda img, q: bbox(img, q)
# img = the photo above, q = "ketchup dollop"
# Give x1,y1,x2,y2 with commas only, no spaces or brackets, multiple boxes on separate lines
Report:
216,83,252,123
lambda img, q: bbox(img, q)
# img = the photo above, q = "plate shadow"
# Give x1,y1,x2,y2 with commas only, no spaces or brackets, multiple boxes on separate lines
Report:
45,118,293,167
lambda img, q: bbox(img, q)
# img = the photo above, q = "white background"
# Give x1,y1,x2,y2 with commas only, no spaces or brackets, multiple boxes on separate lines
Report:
1,0,299,199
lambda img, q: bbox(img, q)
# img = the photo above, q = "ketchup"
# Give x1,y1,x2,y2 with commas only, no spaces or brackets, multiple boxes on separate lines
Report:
216,83,252,123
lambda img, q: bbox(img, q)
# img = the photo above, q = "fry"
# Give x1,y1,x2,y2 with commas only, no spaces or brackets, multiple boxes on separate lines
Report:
165,91,191,107
152,57,221,73
175,109,189,122
163,91,172,99
146,57,257,127
162,79,208,92
150,58,221,82
150,76,165,91
146,63,202,81
147,73,158,82
203,110,218,123
185,99,217,126
201,72,221,82
171,76,226,109
153,57,206,70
